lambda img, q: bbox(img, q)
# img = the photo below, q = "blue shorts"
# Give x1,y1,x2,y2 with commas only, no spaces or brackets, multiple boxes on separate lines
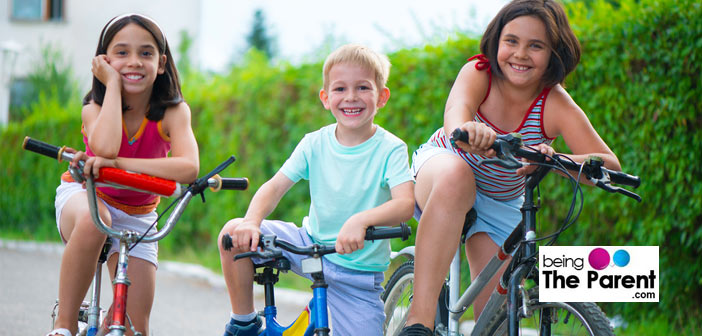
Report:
411,145,524,247
256,220,385,336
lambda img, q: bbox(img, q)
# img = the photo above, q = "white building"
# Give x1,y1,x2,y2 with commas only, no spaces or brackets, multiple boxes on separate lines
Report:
0,0,202,125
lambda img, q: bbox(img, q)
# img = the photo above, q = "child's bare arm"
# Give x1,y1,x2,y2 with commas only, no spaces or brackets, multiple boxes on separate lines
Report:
443,62,495,156
84,56,124,157
233,172,295,251
444,62,488,131
102,103,200,183
545,85,621,171
335,181,414,254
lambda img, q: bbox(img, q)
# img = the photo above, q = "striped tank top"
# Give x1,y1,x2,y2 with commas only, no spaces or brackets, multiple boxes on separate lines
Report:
426,55,555,201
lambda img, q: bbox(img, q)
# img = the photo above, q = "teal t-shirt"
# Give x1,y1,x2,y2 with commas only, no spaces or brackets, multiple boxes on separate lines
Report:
279,124,412,272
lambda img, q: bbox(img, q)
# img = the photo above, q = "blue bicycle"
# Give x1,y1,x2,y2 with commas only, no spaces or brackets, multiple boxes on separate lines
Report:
221,224,411,336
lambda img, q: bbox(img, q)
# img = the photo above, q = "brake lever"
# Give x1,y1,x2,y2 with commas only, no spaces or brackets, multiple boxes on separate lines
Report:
594,181,642,202
480,140,523,170
615,187,642,202
190,156,238,198
233,247,283,261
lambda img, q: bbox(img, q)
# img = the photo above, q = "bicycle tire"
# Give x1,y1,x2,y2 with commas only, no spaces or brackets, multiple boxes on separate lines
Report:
481,286,614,336
382,261,448,336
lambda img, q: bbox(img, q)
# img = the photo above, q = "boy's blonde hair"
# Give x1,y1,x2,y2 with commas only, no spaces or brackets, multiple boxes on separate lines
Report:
322,44,391,91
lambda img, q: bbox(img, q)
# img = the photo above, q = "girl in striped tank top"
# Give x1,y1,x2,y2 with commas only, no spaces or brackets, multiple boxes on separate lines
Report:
399,1,623,335
48,14,199,336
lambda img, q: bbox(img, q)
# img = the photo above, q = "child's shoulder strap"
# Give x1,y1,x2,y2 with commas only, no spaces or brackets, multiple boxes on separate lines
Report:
467,54,491,73
467,54,492,105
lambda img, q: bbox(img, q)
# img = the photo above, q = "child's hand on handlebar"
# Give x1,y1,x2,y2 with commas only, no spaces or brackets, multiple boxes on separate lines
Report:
516,143,555,176
229,219,262,252
456,122,497,157
81,156,117,179
336,215,368,255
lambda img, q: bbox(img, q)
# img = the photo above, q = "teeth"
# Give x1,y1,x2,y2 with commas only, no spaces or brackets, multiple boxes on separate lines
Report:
342,108,361,115
511,64,529,71
125,74,143,80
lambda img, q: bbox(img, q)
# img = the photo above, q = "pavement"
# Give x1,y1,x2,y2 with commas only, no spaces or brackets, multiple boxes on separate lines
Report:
0,238,308,336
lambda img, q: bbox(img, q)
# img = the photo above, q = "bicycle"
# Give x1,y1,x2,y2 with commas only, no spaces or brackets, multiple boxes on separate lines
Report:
382,129,641,336
221,223,412,336
22,136,249,336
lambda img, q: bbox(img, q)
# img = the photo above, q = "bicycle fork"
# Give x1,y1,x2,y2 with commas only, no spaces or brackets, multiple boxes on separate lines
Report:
105,240,131,336
85,256,105,336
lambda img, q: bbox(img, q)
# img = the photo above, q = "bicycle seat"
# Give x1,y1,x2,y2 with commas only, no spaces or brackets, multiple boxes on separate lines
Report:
460,208,478,243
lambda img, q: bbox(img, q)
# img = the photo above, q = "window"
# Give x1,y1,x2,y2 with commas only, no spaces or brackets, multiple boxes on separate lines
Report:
11,0,64,22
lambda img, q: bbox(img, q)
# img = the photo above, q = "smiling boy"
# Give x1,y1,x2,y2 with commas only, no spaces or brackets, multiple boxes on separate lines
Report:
218,44,415,336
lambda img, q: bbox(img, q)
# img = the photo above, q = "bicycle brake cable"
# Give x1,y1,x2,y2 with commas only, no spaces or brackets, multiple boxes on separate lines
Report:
129,191,187,251
517,150,585,246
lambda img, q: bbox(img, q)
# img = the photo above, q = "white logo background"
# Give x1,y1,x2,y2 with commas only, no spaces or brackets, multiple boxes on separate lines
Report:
539,246,659,302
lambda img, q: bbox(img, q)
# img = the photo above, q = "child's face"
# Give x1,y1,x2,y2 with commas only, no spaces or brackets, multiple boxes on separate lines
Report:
319,62,389,134
105,23,166,95
497,15,552,88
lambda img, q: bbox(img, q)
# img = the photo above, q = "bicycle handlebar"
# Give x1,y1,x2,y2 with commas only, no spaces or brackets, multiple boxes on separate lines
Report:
449,128,641,201
24,136,184,197
23,136,249,243
222,223,412,261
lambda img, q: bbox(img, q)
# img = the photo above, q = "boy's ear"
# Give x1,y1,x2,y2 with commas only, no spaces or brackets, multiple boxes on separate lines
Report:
158,55,167,75
376,87,390,108
319,89,330,109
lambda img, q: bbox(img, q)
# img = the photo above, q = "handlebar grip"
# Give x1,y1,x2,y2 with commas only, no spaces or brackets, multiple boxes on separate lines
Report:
221,178,249,191
450,128,470,148
23,136,64,161
221,233,233,251
96,167,180,197
364,223,412,241
608,170,641,188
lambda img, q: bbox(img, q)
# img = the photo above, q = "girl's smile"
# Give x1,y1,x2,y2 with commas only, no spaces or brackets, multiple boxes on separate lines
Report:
122,72,146,82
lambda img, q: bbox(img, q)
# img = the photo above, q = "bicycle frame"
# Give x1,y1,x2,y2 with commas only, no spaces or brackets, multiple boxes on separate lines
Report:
387,130,640,336
24,136,248,336
429,163,614,335
390,167,574,335
254,258,331,336
225,226,410,336
81,168,200,336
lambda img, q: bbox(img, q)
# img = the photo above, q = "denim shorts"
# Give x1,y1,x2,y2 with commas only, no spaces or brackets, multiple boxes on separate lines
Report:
411,144,523,247
55,181,159,267
256,220,385,336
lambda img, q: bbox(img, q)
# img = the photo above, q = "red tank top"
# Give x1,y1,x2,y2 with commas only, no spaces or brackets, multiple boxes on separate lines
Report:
62,116,171,214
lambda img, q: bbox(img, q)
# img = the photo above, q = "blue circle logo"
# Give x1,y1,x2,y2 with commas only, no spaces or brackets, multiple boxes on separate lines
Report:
613,249,630,267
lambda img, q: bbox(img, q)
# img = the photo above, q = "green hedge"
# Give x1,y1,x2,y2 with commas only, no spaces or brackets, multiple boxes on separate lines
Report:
2,0,699,330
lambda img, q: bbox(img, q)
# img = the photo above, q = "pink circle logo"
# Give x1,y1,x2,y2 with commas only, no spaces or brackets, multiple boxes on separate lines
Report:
588,248,610,270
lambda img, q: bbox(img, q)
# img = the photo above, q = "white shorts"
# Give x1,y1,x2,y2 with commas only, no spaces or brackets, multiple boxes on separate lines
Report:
411,144,524,247
55,181,159,267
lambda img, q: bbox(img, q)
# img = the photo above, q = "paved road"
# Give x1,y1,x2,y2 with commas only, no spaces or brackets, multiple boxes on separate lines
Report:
0,239,308,336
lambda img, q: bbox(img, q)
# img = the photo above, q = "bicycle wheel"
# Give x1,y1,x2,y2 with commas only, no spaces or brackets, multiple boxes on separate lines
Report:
382,261,448,336
482,287,614,336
